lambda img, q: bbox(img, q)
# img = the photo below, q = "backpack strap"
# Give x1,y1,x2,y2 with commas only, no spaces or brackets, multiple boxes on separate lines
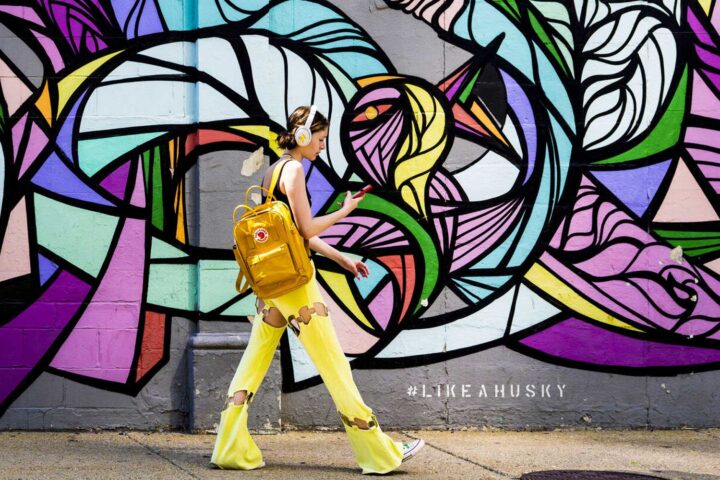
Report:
266,157,291,204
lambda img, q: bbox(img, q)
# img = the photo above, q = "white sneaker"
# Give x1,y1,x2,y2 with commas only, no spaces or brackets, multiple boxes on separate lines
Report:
401,438,425,463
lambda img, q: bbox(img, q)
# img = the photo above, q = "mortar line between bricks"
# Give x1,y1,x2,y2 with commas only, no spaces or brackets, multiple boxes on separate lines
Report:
401,431,517,479
126,433,201,480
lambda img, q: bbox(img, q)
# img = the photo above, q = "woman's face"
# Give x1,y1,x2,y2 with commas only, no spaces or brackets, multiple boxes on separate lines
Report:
299,128,328,161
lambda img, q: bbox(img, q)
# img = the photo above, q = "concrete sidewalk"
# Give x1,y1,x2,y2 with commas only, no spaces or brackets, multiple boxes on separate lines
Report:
0,429,718,480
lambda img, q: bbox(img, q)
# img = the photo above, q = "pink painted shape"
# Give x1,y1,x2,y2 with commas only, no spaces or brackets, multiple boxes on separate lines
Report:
0,198,30,281
50,218,146,383
685,126,720,150
691,72,720,120
32,31,64,72
19,121,49,177
317,283,379,355
11,113,28,162
130,159,146,207
653,158,720,222
0,6,44,25
368,281,394,330
705,257,720,275
0,63,32,116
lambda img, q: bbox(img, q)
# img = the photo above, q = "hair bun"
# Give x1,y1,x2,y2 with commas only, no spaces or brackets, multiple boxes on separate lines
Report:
276,130,297,149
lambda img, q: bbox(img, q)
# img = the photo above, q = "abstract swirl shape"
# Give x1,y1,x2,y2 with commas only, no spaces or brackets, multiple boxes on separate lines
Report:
542,175,720,338
581,0,680,150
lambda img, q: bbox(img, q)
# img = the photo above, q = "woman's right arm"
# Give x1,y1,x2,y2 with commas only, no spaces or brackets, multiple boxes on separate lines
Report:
283,161,364,239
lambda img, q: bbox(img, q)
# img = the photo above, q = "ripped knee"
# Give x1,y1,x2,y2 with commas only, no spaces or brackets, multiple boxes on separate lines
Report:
288,302,328,334
261,307,287,328
227,390,254,406
339,412,378,430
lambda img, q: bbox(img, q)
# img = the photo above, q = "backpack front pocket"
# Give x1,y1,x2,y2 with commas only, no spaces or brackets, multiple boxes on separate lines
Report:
247,243,297,286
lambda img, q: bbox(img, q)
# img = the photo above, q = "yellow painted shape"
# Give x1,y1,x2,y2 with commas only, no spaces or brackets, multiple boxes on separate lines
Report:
357,75,402,87
35,82,53,126
229,125,283,156
470,101,509,147
699,0,712,15
524,262,643,332
57,50,123,116
318,269,374,330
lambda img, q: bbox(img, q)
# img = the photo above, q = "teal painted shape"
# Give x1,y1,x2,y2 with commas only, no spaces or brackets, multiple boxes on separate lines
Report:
198,260,241,313
534,44,574,131
319,57,358,101
158,0,198,30
78,131,164,177
351,257,386,299
151,237,189,259
455,279,494,300
147,263,196,311
460,274,512,289
471,220,523,269
34,193,119,277
220,294,257,316
197,0,266,28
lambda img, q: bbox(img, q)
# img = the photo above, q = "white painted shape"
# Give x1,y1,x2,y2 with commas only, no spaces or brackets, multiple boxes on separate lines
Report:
453,149,520,202
197,37,248,100
139,42,194,67
508,283,562,335
104,61,184,82
198,83,248,123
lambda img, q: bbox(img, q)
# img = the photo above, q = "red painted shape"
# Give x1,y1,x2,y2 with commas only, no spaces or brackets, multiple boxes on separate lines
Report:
375,255,416,322
135,311,166,382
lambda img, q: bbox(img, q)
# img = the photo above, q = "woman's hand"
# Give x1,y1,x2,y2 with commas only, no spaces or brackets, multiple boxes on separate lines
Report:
341,190,365,215
338,255,370,280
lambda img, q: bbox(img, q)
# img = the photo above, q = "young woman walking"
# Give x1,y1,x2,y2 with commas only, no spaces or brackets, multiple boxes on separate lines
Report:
211,106,424,474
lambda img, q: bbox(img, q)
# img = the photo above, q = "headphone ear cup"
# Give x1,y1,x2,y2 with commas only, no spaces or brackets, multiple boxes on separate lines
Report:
294,126,312,147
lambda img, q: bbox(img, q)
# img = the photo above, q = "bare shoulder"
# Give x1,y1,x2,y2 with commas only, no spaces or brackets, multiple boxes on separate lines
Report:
282,160,306,183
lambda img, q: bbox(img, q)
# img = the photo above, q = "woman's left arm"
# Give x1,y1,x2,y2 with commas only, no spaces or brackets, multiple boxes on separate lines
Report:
308,236,369,280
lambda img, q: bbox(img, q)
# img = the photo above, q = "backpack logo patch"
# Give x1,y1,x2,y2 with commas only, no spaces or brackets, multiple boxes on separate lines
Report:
254,228,269,243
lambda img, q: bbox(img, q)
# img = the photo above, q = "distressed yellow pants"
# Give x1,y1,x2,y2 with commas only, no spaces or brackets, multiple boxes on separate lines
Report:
211,269,403,474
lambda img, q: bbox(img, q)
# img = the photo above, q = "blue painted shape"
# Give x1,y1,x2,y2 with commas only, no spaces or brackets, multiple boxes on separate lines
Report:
57,88,89,163
31,152,115,206
590,160,672,217
38,253,59,286
354,258,386,299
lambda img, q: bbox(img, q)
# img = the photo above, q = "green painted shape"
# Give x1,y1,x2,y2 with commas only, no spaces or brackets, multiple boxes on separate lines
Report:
328,193,438,314
151,237,189,259
459,66,483,103
0,98,5,134
147,263,196,311
198,260,241,313
654,228,720,257
220,293,257,316
593,67,688,165
319,57,358,102
151,146,164,230
34,193,119,277
77,131,164,177
528,10,569,77
490,0,520,20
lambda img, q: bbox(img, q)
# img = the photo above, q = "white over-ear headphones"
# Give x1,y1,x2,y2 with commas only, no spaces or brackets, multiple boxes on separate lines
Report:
293,105,317,147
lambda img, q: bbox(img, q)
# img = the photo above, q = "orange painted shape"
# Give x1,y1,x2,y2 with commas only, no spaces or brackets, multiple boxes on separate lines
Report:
453,104,490,137
470,101,509,146
35,82,53,126
135,311,166,382
357,75,402,87
438,65,470,96
375,254,415,322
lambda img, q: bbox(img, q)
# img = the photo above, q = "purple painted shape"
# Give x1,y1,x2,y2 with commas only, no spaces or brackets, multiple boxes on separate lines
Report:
31,151,115,206
33,31,64,72
519,317,720,368
354,87,401,110
37,0,116,54
500,70,536,183
696,44,720,71
691,72,720,120
589,160,672,217
19,121,49,177
444,69,471,101
688,5,716,48
57,88,89,163
50,218,146,383
38,253,58,286
369,282,393,330
111,0,163,39
305,161,334,215
11,114,28,162
0,6,44,26
99,160,131,199
0,270,91,405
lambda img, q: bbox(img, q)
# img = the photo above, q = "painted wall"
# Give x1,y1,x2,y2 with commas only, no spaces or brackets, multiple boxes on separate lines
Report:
1,0,720,430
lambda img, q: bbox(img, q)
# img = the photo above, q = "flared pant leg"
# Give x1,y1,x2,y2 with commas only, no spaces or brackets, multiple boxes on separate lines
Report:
210,312,285,470
294,313,403,474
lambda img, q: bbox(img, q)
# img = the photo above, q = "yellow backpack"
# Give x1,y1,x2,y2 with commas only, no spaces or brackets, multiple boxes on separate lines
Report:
232,158,313,298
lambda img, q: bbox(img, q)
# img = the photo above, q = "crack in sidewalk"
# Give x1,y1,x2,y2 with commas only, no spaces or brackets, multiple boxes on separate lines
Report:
126,433,201,480
402,431,517,479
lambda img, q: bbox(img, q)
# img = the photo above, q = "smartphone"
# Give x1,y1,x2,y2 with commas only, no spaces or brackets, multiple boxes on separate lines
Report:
337,185,373,205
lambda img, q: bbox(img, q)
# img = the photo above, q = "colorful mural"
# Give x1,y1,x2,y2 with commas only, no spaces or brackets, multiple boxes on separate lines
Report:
1,0,719,416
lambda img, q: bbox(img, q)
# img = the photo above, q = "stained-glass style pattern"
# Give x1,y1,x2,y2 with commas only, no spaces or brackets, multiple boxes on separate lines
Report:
0,0,719,413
